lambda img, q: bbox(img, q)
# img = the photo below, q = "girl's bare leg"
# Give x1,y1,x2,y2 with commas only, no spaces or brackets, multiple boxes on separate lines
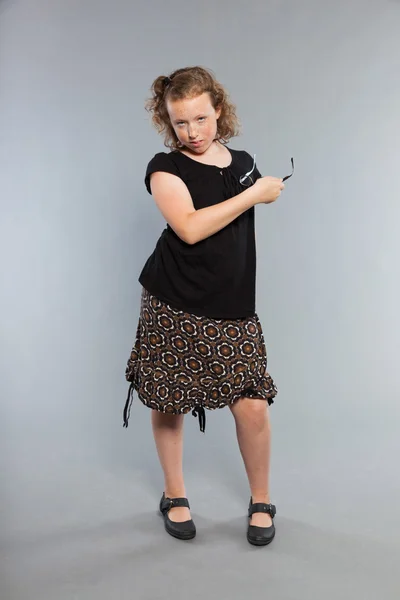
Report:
229,398,273,527
151,410,191,522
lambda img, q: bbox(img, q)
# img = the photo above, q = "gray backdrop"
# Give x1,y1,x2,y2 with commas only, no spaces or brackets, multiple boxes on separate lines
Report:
1,0,399,598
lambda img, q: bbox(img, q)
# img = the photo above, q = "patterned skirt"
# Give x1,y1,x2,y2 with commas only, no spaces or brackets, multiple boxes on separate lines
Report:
123,287,278,433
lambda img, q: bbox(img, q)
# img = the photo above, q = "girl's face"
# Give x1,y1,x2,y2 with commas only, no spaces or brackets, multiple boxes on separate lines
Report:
166,92,222,154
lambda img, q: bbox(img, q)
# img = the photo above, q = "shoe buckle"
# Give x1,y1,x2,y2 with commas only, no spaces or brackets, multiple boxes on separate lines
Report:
263,503,274,516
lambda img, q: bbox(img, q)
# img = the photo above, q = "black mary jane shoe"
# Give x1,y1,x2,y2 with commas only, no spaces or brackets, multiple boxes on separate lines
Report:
247,497,276,546
159,493,196,540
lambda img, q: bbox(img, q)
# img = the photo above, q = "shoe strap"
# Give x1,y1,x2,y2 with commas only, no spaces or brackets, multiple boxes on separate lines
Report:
160,495,190,515
248,501,276,518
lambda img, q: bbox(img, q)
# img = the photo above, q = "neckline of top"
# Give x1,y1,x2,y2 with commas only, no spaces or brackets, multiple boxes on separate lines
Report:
173,146,234,170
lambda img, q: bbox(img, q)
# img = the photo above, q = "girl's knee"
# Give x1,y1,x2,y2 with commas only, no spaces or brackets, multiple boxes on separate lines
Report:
230,397,270,426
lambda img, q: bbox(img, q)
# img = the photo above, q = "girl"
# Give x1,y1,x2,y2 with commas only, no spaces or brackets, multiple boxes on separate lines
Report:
123,66,287,546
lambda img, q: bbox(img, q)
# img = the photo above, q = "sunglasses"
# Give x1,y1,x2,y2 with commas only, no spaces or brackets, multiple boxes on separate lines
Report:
239,155,295,187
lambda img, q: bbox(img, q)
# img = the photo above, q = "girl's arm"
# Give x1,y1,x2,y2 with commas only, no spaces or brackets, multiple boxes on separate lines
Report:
149,171,259,245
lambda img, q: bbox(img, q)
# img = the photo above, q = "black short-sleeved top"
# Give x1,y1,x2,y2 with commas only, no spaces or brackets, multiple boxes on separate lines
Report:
138,147,262,319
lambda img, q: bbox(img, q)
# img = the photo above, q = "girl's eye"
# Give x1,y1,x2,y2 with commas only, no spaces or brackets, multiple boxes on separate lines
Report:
176,117,205,126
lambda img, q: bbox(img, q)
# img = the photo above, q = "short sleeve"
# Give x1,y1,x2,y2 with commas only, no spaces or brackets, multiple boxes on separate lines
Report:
144,153,182,195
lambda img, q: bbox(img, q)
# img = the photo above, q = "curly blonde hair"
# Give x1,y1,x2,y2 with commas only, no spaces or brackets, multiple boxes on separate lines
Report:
145,66,241,150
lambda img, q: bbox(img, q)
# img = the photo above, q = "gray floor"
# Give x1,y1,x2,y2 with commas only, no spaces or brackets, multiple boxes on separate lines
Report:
1,415,399,600
2,492,399,600
2,510,399,600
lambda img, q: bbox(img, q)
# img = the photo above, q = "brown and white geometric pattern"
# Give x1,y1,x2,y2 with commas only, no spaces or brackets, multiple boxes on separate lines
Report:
124,287,278,426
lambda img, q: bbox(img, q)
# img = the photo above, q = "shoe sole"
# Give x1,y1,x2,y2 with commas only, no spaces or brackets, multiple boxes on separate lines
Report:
165,526,196,540
247,532,275,546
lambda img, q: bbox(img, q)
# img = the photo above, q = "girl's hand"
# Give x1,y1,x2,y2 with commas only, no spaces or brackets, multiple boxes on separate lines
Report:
252,176,285,205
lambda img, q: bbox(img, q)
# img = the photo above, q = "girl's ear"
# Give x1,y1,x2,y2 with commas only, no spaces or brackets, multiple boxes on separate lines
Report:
215,105,222,120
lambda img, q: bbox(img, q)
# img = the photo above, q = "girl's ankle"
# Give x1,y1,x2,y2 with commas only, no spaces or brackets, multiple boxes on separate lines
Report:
251,494,271,504
164,488,187,498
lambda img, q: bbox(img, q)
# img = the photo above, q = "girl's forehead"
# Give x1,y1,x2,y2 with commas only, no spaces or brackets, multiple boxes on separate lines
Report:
167,93,212,117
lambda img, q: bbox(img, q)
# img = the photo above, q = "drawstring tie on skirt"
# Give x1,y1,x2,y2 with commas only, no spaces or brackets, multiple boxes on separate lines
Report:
123,382,134,428
192,404,206,433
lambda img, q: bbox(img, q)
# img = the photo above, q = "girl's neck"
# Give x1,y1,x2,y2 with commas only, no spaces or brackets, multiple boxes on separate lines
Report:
180,140,228,161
